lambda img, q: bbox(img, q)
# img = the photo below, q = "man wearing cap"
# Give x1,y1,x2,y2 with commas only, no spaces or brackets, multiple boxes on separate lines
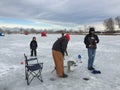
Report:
84,27,99,70
52,33,70,78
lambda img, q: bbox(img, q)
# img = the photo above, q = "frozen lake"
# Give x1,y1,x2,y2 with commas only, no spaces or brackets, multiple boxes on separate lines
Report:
0,34,120,90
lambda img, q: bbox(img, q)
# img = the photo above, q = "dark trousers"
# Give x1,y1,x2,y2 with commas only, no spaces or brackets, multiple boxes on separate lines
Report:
31,49,37,56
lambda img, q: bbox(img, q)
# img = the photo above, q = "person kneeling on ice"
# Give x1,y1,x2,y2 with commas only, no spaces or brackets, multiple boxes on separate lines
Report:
52,33,70,78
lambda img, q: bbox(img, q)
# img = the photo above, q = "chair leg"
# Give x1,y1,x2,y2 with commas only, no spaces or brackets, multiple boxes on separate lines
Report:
39,70,43,82
25,68,27,80
33,71,43,82
26,71,43,85
25,69,30,85
26,73,29,85
41,79,43,82
27,79,29,85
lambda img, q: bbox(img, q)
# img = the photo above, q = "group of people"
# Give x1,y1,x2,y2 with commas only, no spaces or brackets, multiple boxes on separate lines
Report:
29,27,99,78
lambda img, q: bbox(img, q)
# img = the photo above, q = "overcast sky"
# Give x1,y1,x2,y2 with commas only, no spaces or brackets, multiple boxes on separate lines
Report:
0,0,120,30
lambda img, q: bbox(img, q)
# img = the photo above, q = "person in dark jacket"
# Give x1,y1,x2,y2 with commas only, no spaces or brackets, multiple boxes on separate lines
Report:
52,33,70,78
61,32,68,56
84,27,99,70
30,37,38,56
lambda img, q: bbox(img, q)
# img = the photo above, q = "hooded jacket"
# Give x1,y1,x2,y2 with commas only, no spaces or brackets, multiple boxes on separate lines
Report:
30,40,38,50
52,36,68,56
84,31,99,49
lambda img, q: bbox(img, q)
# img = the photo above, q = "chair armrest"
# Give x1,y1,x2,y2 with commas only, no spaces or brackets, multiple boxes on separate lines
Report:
27,58,37,61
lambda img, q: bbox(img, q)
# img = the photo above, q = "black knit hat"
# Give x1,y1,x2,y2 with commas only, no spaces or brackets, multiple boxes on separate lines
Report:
89,27,95,31
89,27,95,34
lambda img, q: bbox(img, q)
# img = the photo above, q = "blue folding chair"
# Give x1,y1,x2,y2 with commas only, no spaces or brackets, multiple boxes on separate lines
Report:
24,54,43,85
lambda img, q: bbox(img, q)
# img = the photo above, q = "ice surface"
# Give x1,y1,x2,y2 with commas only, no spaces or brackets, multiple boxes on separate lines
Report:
0,34,120,90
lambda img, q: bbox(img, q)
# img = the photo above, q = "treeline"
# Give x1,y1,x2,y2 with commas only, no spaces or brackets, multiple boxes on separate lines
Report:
103,16,120,33
0,28,83,35
1,26,120,35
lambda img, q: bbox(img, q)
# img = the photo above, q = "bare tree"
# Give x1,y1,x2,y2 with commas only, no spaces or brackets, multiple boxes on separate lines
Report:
0,28,3,32
20,28,24,34
115,16,120,28
30,28,36,34
103,18,114,32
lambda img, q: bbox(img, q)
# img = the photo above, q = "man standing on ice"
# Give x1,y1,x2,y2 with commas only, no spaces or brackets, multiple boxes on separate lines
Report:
84,27,99,70
52,33,70,78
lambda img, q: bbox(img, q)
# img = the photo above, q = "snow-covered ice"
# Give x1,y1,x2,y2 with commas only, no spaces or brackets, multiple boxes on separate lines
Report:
0,34,120,90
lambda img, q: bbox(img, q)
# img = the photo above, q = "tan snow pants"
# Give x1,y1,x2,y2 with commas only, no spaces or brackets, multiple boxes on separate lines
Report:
52,50,64,77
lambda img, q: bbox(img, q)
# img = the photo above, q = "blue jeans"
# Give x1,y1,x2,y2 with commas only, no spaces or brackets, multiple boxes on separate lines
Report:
87,48,96,68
